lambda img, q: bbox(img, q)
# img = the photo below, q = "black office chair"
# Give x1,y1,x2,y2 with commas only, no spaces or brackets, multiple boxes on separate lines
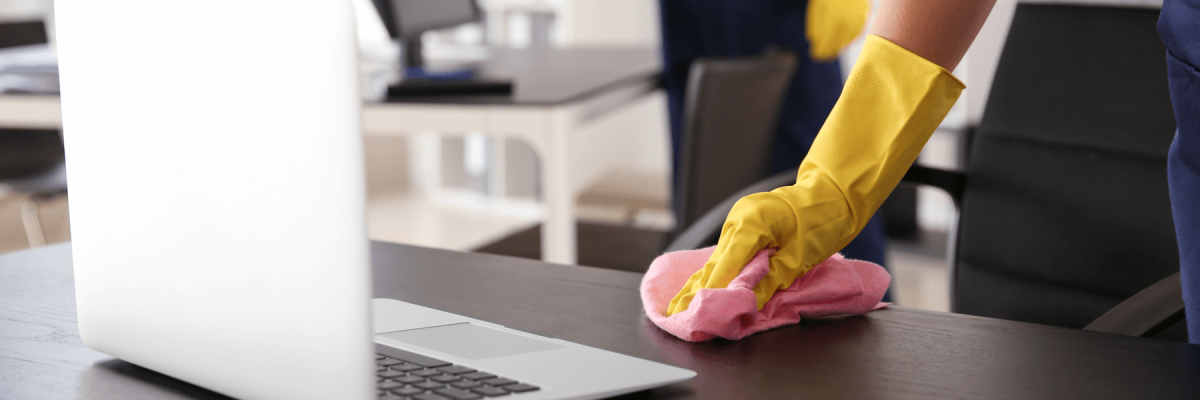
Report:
950,3,1181,337
674,50,797,232
475,51,797,272
669,4,1187,340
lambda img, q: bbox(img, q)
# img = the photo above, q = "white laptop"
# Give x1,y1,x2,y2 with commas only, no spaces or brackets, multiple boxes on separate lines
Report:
54,1,695,399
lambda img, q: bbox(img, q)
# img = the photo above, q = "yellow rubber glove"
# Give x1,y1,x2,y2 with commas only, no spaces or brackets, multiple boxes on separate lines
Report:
666,35,965,316
806,0,870,61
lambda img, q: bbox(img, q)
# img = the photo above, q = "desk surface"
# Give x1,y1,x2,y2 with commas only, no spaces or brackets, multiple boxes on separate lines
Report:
380,47,659,106
3,242,1198,399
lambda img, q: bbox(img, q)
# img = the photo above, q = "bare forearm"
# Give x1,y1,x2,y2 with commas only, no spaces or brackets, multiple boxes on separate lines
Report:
870,0,997,71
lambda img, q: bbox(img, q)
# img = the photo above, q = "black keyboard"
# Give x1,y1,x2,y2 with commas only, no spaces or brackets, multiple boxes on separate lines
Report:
376,344,540,400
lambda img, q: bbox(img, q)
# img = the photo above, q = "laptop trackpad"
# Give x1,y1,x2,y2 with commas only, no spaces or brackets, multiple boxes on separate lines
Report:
378,323,564,360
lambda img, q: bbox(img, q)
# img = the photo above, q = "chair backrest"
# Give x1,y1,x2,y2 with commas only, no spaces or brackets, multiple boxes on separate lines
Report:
675,51,797,231
952,4,1179,329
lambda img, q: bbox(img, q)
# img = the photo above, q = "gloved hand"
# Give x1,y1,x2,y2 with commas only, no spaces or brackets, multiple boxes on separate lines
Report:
666,35,965,316
806,0,870,61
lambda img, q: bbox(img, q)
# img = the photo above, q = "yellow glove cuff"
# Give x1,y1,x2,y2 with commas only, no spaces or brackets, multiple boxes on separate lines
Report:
802,34,965,235
806,0,870,61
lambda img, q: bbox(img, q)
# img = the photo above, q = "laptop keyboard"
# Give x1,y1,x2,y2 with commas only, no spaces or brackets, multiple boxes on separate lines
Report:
376,344,540,399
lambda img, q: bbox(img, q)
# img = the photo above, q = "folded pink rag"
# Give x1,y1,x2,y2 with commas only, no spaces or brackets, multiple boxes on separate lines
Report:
641,246,891,342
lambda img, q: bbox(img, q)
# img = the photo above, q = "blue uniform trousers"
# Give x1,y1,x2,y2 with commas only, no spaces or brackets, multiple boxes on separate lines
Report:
1160,0,1200,344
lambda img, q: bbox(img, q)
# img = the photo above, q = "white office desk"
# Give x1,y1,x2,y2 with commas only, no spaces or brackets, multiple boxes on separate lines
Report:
0,47,661,265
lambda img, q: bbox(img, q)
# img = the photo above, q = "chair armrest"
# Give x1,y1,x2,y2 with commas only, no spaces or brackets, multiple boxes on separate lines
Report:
1084,272,1185,338
664,168,797,252
901,164,967,206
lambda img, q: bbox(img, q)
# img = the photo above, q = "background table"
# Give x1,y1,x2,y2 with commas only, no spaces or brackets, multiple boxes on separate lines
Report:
0,47,661,265
3,242,1199,399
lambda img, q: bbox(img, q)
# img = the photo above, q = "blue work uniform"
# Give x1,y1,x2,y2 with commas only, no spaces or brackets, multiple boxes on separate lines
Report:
1159,0,1200,344
658,0,890,273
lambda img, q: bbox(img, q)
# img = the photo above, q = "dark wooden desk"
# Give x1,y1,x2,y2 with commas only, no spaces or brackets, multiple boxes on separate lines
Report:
384,48,660,105
3,242,1198,399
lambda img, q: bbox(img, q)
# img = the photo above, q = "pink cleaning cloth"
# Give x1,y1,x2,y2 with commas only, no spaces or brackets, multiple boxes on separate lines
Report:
641,246,891,342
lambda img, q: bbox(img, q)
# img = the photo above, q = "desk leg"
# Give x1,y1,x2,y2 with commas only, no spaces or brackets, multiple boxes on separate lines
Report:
540,111,577,264
489,137,507,198
408,133,443,197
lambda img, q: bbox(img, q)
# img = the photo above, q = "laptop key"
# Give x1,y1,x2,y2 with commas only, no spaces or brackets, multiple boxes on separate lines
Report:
413,394,452,400
378,358,404,366
437,365,476,375
414,381,446,390
503,384,538,393
412,369,443,377
434,388,483,400
461,372,495,381
450,380,482,389
480,378,515,386
378,380,404,390
431,374,462,383
375,345,452,368
392,363,424,372
395,375,426,384
469,386,509,397
379,369,406,378
392,386,425,396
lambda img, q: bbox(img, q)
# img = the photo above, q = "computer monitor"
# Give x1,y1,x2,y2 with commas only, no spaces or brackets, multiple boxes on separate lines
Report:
370,0,481,68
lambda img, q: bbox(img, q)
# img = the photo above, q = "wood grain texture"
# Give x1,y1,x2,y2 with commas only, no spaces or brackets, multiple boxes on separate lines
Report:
2,242,1198,399
1,243,108,399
